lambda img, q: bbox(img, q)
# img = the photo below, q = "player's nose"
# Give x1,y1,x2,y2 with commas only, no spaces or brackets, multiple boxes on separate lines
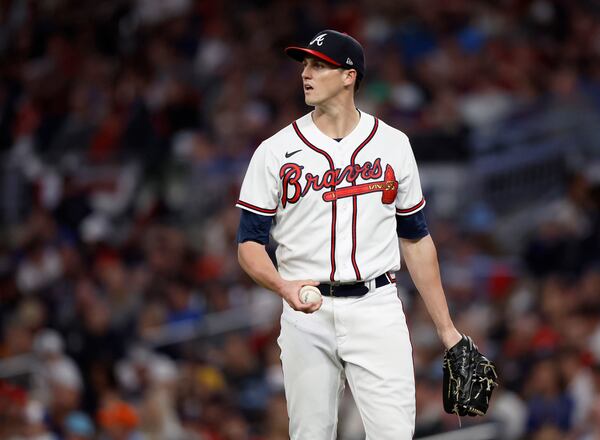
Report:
301,64,312,79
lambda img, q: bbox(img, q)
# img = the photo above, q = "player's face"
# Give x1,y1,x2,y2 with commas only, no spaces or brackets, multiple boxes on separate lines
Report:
301,57,348,106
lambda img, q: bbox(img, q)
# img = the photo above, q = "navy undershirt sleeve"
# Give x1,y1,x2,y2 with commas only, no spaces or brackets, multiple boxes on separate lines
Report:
396,210,429,239
237,209,273,245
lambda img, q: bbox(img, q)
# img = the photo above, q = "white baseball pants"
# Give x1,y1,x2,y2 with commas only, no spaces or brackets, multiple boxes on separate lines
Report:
278,282,416,439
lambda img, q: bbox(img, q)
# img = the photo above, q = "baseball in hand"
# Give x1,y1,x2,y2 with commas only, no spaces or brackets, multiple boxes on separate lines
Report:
299,285,322,304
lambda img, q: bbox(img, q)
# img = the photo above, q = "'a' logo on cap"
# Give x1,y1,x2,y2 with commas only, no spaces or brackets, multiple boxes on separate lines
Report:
310,34,327,46
346,58,353,65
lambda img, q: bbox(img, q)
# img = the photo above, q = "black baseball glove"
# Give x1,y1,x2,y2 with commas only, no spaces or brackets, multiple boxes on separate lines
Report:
442,335,498,417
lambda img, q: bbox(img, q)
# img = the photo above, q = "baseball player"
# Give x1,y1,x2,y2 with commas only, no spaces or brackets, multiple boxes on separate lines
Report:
236,30,462,439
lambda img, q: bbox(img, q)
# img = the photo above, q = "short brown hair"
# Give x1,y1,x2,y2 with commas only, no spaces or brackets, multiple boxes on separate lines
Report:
354,77,362,93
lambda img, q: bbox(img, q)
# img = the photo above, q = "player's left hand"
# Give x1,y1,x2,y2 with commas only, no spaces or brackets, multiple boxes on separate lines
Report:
442,334,498,417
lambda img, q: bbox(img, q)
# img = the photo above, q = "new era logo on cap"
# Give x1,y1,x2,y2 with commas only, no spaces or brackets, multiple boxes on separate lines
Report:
285,29,365,80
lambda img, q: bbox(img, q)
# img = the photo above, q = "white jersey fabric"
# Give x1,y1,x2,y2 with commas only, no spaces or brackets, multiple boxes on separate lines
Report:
236,110,425,283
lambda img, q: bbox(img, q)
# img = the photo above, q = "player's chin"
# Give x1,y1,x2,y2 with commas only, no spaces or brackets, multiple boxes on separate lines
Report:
304,92,319,106
304,96,316,106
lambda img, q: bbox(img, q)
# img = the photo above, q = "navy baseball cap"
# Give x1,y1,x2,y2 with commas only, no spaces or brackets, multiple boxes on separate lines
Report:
285,30,365,80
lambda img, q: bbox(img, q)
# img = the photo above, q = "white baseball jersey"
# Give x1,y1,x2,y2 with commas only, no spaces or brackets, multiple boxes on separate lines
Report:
236,110,425,283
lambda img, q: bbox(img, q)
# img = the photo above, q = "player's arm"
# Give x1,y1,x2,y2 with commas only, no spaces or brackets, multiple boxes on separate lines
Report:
237,210,321,313
397,212,462,349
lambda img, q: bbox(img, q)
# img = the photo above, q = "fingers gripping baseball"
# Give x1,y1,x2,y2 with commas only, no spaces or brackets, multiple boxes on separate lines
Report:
280,280,321,313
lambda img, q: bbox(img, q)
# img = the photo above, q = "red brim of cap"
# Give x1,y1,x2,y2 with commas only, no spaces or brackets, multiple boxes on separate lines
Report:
284,47,342,67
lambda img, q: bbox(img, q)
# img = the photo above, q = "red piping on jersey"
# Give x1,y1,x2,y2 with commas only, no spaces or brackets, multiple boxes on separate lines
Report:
236,199,277,215
292,121,337,282
349,118,379,280
396,197,425,215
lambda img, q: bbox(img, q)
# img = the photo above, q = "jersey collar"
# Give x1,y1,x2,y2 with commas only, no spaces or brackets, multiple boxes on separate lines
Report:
295,110,374,150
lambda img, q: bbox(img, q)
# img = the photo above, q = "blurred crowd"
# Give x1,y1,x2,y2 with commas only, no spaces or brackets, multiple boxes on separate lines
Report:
1,0,600,439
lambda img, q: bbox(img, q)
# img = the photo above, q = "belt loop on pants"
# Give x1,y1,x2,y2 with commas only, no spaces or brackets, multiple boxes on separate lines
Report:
317,272,396,298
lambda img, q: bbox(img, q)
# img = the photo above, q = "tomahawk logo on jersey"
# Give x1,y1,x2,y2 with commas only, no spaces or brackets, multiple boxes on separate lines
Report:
236,111,425,284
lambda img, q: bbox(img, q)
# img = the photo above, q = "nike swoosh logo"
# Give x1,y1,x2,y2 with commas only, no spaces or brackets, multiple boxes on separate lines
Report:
285,149,302,158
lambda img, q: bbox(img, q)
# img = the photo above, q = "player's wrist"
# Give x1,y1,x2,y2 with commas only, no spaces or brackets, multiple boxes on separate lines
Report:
438,327,462,349
273,277,289,298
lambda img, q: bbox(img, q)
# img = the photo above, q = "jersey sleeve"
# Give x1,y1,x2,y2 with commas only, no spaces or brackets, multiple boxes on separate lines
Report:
236,142,279,216
396,210,429,239
395,136,426,216
237,210,273,244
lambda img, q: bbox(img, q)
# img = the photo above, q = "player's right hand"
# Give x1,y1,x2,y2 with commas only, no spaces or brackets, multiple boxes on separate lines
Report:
279,279,322,313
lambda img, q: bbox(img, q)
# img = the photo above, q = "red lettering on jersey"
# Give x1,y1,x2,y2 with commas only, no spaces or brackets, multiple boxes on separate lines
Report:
280,158,388,207
280,163,303,208
323,169,337,187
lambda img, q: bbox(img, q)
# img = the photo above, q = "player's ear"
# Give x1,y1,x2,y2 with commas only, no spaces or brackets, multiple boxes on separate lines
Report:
343,69,357,88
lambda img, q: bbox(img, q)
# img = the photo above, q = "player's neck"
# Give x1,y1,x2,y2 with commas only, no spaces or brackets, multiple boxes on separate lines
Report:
312,99,360,140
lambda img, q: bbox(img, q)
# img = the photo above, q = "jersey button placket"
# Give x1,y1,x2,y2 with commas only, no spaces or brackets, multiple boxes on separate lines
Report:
336,151,354,281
